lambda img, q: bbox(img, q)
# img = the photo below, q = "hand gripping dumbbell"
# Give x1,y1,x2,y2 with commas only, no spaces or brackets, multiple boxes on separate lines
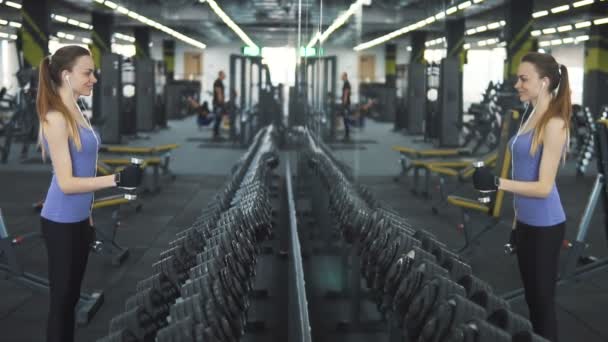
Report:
115,158,145,190
472,161,498,204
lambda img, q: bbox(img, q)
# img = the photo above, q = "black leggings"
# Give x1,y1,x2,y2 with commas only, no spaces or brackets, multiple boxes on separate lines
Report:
41,217,94,342
515,220,565,342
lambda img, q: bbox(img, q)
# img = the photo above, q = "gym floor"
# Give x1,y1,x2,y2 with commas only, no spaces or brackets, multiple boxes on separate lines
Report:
0,118,607,341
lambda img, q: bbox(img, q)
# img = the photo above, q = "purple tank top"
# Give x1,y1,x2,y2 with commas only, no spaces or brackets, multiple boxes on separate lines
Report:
41,125,99,223
509,130,566,227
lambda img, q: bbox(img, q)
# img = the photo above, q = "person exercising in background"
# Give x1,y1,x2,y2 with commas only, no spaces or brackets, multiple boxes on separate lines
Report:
36,45,143,342
212,71,226,140
341,72,351,141
186,96,212,130
473,52,571,342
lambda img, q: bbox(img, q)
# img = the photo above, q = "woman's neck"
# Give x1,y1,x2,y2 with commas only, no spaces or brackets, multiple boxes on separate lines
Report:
531,92,551,115
58,87,83,121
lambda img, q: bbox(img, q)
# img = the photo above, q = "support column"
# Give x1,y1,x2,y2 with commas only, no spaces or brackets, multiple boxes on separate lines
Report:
91,11,113,126
162,39,176,82
134,27,151,59
90,11,113,69
385,43,397,87
583,2,608,117
504,0,536,82
406,31,427,134
410,31,427,65
438,18,466,146
18,0,50,69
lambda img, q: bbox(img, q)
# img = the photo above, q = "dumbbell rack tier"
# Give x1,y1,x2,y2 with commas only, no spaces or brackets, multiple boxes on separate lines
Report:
297,128,550,342
96,125,280,342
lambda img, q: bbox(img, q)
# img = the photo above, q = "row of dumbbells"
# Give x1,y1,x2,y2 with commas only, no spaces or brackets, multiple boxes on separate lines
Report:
304,142,549,342
96,127,279,342
575,107,597,175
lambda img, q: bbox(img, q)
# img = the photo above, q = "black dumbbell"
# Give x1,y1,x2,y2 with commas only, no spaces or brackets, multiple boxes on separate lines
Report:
486,308,533,335
444,319,512,342
404,275,466,339
109,306,160,341
417,294,487,342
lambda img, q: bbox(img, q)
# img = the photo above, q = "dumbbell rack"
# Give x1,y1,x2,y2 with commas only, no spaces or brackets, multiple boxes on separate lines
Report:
0,209,104,325
299,129,551,342
95,126,281,341
575,107,597,176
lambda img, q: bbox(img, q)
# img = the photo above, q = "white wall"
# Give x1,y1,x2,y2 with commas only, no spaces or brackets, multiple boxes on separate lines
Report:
0,41,19,94
150,40,241,103
462,48,506,111
550,45,584,105
326,44,411,104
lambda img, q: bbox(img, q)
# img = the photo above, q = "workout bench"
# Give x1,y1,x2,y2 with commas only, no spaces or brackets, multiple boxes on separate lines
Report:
99,143,179,182
445,109,520,255
91,193,140,266
392,145,472,183
0,209,104,324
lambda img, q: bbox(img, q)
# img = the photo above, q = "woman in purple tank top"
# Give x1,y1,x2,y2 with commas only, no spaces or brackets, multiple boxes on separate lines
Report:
36,46,142,342
472,52,572,342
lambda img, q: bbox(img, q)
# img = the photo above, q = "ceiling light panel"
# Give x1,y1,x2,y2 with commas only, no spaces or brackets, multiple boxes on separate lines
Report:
354,0,484,51
97,0,205,49
202,0,257,49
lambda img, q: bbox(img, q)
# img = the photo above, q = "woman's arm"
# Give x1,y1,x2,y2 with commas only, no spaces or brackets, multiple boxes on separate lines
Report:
498,117,567,198
44,112,116,194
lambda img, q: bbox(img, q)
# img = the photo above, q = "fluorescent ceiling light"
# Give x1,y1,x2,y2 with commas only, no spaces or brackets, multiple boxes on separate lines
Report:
465,28,476,35
8,21,20,28
594,17,608,25
0,19,7,25
478,41,487,46
550,5,570,13
65,34,75,40
308,0,365,48
551,39,562,45
476,25,487,33
463,43,471,49
542,28,557,34
531,30,541,36
127,11,140,20
204,0,257,49
82,37,91,44
458,1,471,10
473,0,484,3
116,6,129,15
53,15,68,23
500,20,506,26
67,19,79,26
5,1,21,9
562,37,574,43
576,35,589,41
557,25,572,32
573,0,594,7
100,1,206,49
487,22,501,29
532,10,549,18
104,1,118,10
575,21,591,28
539,41,551,47
354,0,493,51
